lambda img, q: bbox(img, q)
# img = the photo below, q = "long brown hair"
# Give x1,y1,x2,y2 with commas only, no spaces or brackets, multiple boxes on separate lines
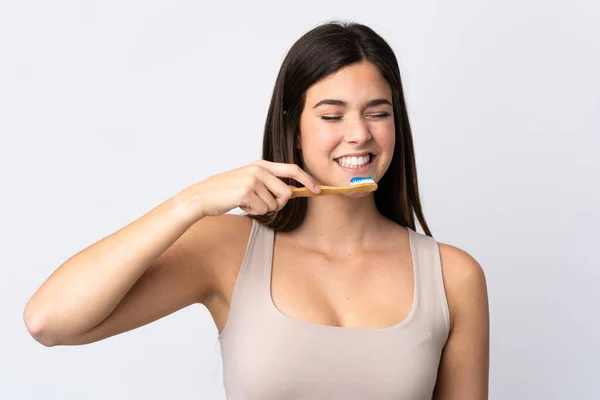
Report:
250,21,432,237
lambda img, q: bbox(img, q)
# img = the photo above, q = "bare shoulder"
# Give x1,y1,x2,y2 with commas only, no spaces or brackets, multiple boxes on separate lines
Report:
190,213,253,249
437,242,486,285
187,213,253,274
149,212,253,304
437,242,488,329
433,241,490,397
189,213,254,298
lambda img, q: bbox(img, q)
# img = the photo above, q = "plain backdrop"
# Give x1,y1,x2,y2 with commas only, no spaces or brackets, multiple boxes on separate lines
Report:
1,0,598,399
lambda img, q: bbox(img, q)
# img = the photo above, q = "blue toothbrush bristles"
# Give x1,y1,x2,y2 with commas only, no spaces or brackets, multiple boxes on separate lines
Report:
350,176,374,185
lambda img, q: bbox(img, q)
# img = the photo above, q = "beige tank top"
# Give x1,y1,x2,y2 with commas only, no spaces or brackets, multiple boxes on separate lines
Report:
218,219,450,399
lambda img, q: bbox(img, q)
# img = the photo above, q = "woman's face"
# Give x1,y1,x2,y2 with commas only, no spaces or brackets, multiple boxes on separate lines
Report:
298,61,395,191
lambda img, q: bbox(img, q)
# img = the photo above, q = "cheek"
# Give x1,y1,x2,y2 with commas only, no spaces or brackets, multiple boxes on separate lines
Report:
314,130,340,151
373,125,396,168
302,125,340,155
373,123,395,149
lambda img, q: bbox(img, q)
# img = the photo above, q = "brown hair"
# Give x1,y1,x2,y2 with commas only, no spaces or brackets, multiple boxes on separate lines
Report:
250,21,432,237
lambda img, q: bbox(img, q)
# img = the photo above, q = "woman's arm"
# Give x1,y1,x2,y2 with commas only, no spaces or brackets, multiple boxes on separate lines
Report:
433,243,490,399
22,186,252,347
22,191,210,346
23,160,316,347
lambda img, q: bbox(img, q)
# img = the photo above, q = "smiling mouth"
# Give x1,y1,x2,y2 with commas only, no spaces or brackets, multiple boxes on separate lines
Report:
334,153,375,169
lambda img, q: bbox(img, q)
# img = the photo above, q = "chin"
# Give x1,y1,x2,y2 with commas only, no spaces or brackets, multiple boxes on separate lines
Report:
344,191,373,199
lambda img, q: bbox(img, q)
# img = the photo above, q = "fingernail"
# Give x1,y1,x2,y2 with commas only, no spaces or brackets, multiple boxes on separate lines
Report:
314,185,321,193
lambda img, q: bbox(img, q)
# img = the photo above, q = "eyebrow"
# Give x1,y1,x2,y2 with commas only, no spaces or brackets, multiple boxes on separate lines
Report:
312,98,392,109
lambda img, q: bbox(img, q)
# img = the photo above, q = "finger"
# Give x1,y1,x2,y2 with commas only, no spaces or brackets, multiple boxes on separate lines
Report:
252,181,279,212
245,169,279,212
259,172,294,209
240,190,270,215
251,165,293,197
254,161,320,193
249,164,289,195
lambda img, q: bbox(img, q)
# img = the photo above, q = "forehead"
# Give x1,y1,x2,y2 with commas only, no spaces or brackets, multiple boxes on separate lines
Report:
305,61,392,103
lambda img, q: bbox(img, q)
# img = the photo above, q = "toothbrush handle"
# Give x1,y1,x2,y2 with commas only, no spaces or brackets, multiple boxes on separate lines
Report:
291,184,376,198
291,186,334,198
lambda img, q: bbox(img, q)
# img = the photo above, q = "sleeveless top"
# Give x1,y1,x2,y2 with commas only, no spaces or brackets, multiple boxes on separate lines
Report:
218,219,450,399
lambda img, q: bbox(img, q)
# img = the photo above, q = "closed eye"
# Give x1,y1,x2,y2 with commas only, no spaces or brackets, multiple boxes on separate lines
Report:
320,112,391,122
370,112,391,119
321,115,343,121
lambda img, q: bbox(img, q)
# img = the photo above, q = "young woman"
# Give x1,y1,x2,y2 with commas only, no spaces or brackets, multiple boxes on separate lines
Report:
24,21,489,399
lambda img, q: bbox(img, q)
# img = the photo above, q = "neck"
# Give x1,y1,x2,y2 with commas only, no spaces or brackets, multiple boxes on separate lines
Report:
289,194,389,254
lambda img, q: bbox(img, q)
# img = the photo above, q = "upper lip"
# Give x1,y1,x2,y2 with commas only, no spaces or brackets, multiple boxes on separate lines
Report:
334,152,374,159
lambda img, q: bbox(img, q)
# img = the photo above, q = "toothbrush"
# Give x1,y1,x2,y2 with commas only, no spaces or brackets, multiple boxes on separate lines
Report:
291,176,377,198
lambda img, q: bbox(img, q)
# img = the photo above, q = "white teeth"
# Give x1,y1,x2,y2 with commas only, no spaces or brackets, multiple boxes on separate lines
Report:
335,154,371,168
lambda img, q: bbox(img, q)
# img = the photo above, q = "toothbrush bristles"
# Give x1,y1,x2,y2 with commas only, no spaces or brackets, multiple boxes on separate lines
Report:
350,176,375,185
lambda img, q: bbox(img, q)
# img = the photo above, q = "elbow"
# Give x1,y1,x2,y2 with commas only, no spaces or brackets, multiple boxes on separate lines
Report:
23,304,58,347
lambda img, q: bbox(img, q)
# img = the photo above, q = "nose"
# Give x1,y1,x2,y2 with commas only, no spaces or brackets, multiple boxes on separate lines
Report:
344,115,372,145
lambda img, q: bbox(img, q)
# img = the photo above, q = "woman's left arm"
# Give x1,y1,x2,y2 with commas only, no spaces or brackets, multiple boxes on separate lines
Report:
433,243,490,399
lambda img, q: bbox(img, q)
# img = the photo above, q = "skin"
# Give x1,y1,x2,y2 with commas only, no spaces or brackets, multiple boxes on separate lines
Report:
282,61,489,398
24,61,489,399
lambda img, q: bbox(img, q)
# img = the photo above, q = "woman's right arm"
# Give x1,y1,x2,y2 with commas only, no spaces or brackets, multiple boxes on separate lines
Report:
23,191,209,347
23,160,320,347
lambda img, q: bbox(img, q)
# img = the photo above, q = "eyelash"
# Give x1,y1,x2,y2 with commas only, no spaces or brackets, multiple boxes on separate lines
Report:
320,112,391,122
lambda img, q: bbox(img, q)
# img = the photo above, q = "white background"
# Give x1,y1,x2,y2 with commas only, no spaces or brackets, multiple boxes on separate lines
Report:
1,0,598,398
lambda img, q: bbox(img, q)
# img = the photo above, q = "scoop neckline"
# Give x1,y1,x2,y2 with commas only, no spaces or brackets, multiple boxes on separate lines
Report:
266,226,419,334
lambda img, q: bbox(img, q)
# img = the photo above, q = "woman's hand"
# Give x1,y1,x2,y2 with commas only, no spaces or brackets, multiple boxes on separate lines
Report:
183,160,321,219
